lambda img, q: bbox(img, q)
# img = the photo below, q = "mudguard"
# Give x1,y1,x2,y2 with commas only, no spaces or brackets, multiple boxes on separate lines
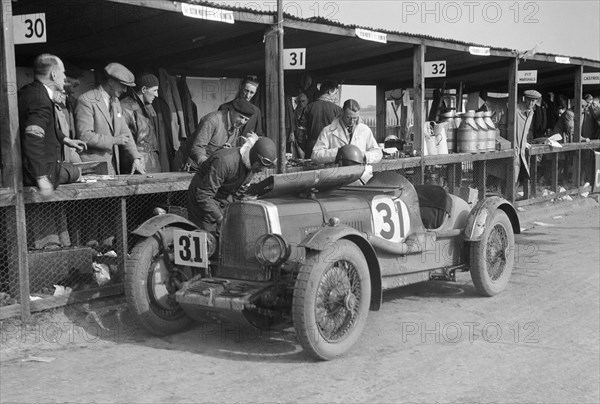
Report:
299,225,383,311
463,196,520,242
132,213,199,237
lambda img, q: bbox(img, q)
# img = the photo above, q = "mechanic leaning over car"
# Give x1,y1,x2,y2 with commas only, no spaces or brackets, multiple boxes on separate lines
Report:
310,98,383,165
186,136,278,233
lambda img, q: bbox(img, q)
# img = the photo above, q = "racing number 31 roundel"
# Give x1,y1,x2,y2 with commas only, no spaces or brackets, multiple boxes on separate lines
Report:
371,195,411,242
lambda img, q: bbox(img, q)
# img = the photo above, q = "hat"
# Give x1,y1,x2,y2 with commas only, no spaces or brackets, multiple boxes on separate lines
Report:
231,98,255,117
136,73,159,89
104,63,135,87
524,90,541,100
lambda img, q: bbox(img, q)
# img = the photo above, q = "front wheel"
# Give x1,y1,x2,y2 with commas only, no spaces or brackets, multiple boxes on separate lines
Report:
293,240,371,360
470,210,515,296
125,227,194,335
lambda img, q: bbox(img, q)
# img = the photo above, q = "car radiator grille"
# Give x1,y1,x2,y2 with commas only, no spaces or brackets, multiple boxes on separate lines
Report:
218,203,270,281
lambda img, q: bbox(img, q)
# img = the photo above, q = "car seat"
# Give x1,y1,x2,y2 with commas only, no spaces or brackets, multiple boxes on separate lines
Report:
414,185,452,229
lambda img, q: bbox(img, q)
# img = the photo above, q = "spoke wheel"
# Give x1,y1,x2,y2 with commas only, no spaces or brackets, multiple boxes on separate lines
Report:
125,227,194,335
470,211,515,296
293,240,371,360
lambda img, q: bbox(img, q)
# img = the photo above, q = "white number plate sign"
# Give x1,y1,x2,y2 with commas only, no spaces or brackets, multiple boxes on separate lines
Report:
174,230,208,268
13,13,46,44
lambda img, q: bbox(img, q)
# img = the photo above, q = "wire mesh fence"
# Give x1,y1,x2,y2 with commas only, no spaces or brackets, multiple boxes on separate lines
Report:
0,144,596,316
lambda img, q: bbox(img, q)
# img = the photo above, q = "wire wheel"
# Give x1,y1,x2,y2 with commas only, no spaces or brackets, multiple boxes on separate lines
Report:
315,260,362,342
470,210,515,297
293,240,371,360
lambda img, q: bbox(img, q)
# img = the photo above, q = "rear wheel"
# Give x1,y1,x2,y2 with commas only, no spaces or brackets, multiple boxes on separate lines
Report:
125,228,194,335
293,240,371,360
470,210,515,296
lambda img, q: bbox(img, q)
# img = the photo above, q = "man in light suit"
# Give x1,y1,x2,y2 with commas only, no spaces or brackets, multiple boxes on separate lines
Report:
75,63,145,175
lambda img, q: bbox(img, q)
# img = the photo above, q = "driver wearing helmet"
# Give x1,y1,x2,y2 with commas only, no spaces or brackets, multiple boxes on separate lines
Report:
187,137,277,233
311,99,382,165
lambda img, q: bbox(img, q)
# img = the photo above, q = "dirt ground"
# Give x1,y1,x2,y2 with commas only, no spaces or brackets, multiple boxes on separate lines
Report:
1,203,599,404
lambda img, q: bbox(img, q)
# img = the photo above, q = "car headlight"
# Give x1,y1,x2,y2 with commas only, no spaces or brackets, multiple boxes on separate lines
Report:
254,234,290,266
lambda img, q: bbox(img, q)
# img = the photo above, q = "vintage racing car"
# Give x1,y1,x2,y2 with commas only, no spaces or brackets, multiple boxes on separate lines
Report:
125,165,519,360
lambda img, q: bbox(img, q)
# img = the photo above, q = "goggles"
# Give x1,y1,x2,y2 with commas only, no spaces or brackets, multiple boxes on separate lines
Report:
258,154,277,168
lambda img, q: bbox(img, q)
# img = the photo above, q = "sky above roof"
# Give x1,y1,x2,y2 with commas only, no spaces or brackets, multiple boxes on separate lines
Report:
217,0,600,61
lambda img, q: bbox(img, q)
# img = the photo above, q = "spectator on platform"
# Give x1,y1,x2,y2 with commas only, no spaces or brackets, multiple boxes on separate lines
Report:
218,76,263,137
121,73,162,173
311,99,382,165
18,54,87,197
302,80,343,157
182,98,256,171
75,63,145,175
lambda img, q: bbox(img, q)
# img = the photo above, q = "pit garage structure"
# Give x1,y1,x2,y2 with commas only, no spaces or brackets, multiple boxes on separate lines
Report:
1,0,599,319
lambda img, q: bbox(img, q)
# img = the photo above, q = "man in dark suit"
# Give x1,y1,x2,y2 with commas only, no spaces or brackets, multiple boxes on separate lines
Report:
218,76,263,137
18,54,87,197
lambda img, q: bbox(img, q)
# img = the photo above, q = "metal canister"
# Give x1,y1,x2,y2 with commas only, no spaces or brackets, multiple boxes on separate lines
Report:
457,110,478,153
483,111,499,152
474,111,489,153
440,111,456,153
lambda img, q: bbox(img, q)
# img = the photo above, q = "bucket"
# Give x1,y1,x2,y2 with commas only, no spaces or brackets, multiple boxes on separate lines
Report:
433,122,449,155
423,121,438,156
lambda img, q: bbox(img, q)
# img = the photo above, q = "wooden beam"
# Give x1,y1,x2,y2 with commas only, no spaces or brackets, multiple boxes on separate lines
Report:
506,57,518,202
376,84,386,143
573,66,583,142
264,26,279,148
413,44,425,156
1,0,30,320
104,0,275,24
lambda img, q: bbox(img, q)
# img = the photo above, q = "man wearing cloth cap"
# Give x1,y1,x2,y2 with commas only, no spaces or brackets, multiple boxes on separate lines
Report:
121,73,162,173
75,62,145,175
182,98,256,171
514,89,541,184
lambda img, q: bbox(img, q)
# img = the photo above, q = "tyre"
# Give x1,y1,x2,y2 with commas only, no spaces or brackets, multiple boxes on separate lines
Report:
470,210,515,296
125,227,194,335
293,240,371,360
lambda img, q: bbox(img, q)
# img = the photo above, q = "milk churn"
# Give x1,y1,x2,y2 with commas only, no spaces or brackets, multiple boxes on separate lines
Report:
457,110,478,153
440,111,456,153
483,111,499,152
474,111,489,153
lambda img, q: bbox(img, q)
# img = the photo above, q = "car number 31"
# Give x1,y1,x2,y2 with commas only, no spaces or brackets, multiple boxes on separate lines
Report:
371,196,410,242
174,230,209,268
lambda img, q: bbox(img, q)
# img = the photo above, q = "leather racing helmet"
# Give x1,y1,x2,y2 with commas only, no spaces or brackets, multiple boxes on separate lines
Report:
250,137,278,168
335,144,364,166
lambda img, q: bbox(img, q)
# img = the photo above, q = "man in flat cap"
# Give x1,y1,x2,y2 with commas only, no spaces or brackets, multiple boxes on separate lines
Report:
181,98,256,171
75,62,145,175
121,72,162,173
218,76,263,137
18,54,88,197
514,89,541,184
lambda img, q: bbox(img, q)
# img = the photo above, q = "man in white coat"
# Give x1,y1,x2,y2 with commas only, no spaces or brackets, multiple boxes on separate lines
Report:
310,99,382,165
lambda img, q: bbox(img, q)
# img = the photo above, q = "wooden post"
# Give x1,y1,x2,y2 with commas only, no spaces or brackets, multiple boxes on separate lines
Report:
264,26,279,159
506,57,518,202
413,44,425,182
276,0,285,174
0,0,31,320
573,65,583,187
375,84,386,142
